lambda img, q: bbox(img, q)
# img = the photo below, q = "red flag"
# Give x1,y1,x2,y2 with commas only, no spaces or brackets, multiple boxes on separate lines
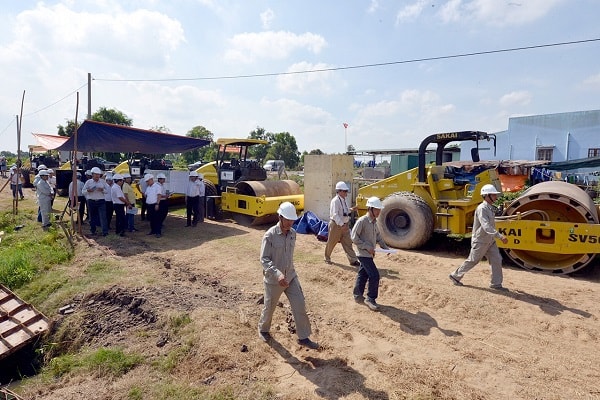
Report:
343,123,348,129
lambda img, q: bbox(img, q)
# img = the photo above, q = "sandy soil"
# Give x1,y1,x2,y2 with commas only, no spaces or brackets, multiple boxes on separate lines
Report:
4,184,600,400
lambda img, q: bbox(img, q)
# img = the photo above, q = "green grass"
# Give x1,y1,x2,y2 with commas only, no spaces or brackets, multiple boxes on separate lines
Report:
0,211,72,290
45,347,143,378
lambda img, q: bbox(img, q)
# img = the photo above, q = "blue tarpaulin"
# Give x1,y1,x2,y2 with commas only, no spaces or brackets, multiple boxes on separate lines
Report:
293,211,329,241
56,120,210,153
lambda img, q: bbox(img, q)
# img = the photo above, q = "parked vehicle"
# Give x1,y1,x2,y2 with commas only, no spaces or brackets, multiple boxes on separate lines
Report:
263,159,285,171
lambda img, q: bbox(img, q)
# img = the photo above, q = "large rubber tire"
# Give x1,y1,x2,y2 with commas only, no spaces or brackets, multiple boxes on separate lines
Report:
203,180,217,197
378,192,434,249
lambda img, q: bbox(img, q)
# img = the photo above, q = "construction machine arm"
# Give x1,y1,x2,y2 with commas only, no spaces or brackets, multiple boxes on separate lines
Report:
417,131,495,182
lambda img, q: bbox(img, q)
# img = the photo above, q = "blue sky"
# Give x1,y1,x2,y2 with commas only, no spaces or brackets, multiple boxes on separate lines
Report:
1,0,599,155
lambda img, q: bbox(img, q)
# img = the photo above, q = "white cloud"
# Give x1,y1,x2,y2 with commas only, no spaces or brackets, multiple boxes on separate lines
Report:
499,90,532,107
260,8,275,29
582,72,600,87
8,3,185,68
224,31,327,63
396,0,428,24
357,89,455,119
260,98,331,124
367,0,380,14
439,0,563,26
276,62,343,95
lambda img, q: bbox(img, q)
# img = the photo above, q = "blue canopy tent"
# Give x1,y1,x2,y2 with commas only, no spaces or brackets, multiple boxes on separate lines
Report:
55,120,210,153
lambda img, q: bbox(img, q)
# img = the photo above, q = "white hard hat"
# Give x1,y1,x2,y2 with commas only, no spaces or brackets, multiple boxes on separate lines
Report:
39,170,50,176
85,170,92,176
189,171,199,177
366,196,384,209
76,172,82,177
122,173,131,179
10,166,16,171
112,173,123,181
38,164,47,170
144,174,154,182
335,181,349,191
104,173,113,181
480,184,501,196
277,202,298,221
90,167,102,175
156,173,166,179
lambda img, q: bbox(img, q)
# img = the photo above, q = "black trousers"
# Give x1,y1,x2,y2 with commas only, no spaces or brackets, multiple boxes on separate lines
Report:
113,203,126,235
147,203,160,234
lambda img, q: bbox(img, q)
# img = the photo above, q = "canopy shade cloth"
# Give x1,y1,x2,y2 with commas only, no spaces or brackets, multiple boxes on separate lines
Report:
55,120,210,153
30,133,69,151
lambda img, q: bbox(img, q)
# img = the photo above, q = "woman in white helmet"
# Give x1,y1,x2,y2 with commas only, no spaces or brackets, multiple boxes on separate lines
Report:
350,196,390,311
257,202,319,349
449,184,509,291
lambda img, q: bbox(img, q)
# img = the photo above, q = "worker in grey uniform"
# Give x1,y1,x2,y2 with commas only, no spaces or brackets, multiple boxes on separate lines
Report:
35,169,53,228
258,202,319,349
449,184,509,291
324,181,360,266
351,196,390,311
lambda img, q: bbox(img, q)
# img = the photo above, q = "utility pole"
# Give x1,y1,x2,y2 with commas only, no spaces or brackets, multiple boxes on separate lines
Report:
87,72,92,120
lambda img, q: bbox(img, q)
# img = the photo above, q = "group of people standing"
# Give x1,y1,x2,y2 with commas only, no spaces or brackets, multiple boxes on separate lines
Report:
258,181,508,350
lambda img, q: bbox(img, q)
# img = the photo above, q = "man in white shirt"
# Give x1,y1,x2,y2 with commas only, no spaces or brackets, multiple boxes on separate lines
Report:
324,181,360,266
68,172,86,223
82,167,109,236
111,174,130,237
185,171,205,226
144,174,163,238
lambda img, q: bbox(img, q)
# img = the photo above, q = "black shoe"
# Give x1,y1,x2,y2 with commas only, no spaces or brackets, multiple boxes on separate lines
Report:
490,284,509,292
364,298,380,311
155,234,161,238
449,274,463,286
185,224,191,227
350,260,360,267
258,331,272,342
298,338,319,349
354,295,365,304
324,259,332,265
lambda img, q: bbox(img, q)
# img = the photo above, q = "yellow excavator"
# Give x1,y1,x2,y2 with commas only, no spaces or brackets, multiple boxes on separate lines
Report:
356,131,600,274
196,138,303,225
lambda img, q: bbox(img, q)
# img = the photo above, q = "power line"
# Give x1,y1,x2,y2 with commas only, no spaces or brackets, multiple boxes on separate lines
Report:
24,82,88,117
94,37,600,83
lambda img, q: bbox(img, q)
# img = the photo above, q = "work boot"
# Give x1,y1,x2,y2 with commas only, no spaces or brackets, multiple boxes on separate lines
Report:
364,298,380,311
490,284,509,292
258,331,272,342
298,338,319,349
449,274,463,286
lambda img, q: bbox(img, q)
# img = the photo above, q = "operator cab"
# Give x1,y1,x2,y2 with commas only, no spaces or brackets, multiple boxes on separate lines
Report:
215,139,268,193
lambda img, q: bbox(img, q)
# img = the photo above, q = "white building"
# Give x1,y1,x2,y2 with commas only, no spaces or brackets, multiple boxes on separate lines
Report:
461,109,600,164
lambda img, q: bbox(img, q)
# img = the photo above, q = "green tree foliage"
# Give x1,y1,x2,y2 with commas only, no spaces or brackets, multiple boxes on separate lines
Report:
57,120,77,137
184,126,216,163
266,132,300,169
301,148,324,163
247,126,270,163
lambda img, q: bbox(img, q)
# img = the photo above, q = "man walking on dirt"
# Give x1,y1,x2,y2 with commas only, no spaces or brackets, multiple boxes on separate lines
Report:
351,196,390,311
324,181,360,266
258,202,319,350
449,184,509,290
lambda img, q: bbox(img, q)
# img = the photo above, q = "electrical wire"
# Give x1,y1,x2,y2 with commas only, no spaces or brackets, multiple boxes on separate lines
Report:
93,37,600,82
24,82,88,117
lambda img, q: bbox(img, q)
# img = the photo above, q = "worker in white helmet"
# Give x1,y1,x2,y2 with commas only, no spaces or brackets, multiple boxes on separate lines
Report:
111,174,130,236
68,172,86,223
143,174,162,238
156,172,169,229
258,202,319,349
82,166,110,236
35,170,53,228
185,171,205,227
324,181,360,266
449,184,509,291
351,196,390,311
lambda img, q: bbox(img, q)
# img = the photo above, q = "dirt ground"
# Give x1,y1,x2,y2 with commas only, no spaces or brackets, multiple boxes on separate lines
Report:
4,184,600,400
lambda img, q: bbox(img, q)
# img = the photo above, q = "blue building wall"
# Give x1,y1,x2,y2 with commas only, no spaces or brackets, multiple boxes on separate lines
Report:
460,110,600,162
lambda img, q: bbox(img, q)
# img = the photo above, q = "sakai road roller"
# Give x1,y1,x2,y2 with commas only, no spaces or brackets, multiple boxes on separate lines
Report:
356,131,600,274
196,138,304,225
